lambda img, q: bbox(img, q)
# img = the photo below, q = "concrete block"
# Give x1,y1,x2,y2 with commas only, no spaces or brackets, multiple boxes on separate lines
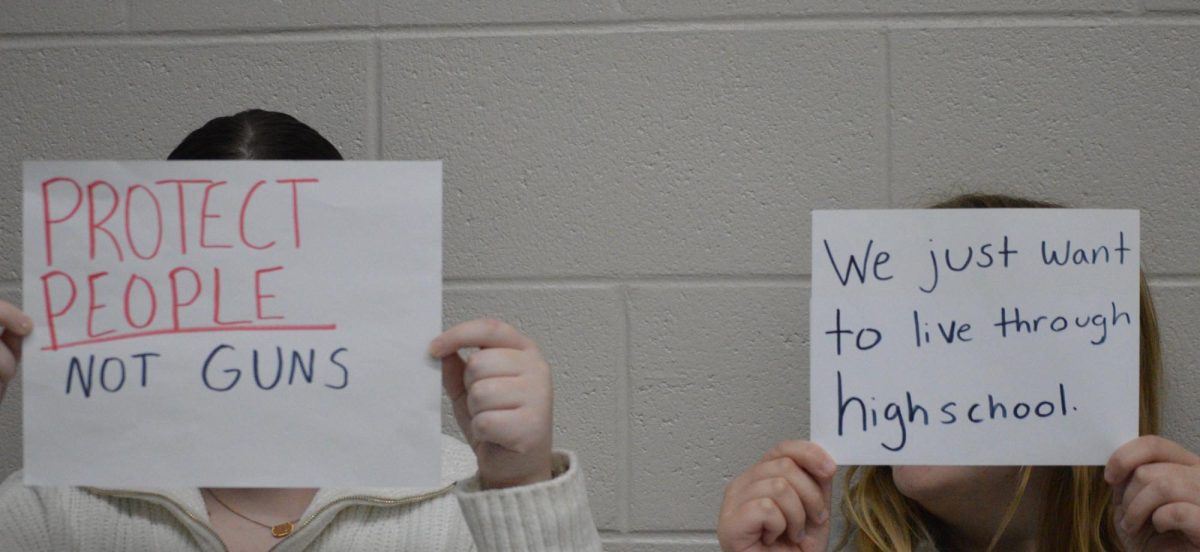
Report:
382,30,884,278
0,40,371,280
0,287,22,482
444,286,624,529
1150,283,1200,452
890,27,1200,274
627,284,807,529
130,0,374,31
0,0,124,34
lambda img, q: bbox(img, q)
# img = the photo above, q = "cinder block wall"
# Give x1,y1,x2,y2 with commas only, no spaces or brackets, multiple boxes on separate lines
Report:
2,2,1199,549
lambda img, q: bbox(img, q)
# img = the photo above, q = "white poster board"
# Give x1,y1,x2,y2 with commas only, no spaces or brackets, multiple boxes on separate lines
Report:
810,209,1140,465
22,161,442,487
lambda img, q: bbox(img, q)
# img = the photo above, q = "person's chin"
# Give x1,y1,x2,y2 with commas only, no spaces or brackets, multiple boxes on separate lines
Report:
891,465,983,501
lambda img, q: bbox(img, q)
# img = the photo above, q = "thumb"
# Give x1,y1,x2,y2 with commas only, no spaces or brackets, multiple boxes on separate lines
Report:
803,522,833,552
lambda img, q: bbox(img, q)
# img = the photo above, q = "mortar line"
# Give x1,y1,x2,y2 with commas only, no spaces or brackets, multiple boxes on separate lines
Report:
616,284,632,532
364,38,381,160
1147,275,1200,287
5,13,1200,47
373,37,383,159
0,276,811,290
882,30,894,208
444,275,811,289
3,274,1189,289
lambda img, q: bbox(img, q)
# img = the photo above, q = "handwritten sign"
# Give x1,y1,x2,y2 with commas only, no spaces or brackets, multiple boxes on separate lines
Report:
21,161,442,487
810,210,1140,465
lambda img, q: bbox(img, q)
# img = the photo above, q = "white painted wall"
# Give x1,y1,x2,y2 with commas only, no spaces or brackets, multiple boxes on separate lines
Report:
2,2,1198,549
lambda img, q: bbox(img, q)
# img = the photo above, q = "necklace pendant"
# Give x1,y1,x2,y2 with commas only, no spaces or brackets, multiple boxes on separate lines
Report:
270,521,295,538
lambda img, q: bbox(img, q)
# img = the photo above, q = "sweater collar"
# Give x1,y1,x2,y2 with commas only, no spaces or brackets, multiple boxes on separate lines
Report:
296,434,477,514
85,434,478,527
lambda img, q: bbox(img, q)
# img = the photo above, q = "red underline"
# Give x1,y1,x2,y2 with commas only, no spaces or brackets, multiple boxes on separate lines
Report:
42,324,339,351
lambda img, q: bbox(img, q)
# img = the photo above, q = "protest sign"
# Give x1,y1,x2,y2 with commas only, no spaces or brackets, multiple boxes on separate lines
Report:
22,161,442,487
810,209,1140,465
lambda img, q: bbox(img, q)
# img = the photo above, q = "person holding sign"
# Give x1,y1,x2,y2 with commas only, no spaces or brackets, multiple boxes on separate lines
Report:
717,195,1200,551
0,110,601,551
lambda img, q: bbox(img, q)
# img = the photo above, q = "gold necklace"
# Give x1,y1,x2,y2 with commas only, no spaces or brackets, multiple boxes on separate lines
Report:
203,488,299,538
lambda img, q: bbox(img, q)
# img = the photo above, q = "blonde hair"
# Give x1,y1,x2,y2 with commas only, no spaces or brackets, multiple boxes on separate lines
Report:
836,193,1162,552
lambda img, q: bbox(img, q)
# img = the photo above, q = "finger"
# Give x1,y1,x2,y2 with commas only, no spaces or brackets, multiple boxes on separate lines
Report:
463,348,525,390
1,330,22,366
1122,464,1200,534
0,340,13,404
466,376,526,417
720,496,786,552
441,352,471,432
1107,436,1200,491
1149,502,1200,545
442,352,467,400
739,477,807,543
0,302,32,338
744,497,788,547
734,457,828,527
725,467,800,521
1120,462,1170,514
0,338,16,385
470,409,530,452
722,470,760,519
429,319,535,358
761,441,838,481
817,464,835,515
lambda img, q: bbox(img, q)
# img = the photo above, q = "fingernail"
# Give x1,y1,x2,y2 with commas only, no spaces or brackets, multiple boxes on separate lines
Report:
794,528,806,542
815,510,829,524
427,341,441,357
20,316,32,333
821,460,836,477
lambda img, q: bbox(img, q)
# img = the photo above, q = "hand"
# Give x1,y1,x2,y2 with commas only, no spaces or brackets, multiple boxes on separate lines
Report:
718,441,837,552
1106,435,1200,550
430,319,553,490
0,300,32,405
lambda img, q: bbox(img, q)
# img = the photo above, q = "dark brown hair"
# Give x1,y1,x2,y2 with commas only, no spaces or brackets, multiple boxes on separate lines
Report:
168,109,342,161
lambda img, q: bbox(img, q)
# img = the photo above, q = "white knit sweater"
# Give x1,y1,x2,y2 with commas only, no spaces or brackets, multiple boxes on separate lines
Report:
0,435,601,551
